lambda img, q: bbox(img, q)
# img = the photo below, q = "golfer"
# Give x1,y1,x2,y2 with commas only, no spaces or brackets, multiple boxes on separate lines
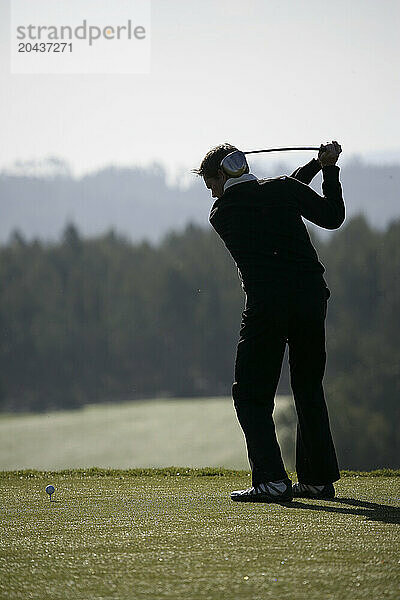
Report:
194,141,344,502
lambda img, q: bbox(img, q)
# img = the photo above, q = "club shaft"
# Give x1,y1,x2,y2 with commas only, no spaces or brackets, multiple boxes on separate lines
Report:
245,147,320,155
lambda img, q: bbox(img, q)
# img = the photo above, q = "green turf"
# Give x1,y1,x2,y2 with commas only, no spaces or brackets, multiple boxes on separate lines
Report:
1,470,399,600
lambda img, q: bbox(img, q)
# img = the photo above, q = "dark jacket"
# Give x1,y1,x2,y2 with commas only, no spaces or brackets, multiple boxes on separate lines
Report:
209,159,344,297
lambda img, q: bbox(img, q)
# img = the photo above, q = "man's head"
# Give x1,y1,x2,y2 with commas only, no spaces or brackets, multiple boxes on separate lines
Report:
193,143,249,199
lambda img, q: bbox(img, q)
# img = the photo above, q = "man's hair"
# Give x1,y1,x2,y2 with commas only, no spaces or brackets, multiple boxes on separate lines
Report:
192,143,240,178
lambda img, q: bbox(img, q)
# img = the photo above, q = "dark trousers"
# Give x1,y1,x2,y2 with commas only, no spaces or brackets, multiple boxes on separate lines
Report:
232,280,340,486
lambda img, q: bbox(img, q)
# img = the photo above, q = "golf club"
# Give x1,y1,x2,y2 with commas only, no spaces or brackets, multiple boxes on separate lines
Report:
245,146,320,154
221,146,321,177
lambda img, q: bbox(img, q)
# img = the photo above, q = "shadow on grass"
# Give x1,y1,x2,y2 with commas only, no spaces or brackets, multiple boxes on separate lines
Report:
286,497,400,525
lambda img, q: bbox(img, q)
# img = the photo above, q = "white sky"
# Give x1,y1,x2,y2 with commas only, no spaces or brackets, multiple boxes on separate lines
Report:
1,0,399,182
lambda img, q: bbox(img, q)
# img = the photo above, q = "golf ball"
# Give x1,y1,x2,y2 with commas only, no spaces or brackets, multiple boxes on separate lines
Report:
45,485,55,495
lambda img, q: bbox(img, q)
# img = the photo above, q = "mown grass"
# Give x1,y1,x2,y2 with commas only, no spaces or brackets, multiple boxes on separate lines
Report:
1,466,399,479
0,396,297,471
1,470,399,600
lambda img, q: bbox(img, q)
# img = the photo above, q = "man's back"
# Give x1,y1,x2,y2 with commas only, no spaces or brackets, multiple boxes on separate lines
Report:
209,166,344,296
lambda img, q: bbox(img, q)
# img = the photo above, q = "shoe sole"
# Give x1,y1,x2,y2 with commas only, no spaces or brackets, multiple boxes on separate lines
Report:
231,494,293,504
292,483,335,500
292,493,335,499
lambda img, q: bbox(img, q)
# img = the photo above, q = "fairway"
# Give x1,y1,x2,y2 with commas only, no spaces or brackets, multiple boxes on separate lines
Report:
1,469,399,600
0,396,296,471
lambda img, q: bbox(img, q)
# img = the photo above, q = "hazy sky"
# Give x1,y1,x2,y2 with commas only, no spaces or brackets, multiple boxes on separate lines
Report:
1,0,399,181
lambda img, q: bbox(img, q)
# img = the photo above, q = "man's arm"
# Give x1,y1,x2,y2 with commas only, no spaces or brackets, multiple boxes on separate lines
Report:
286,142,345,230
286,165,344,229
289,143,340,184
290,158,321,184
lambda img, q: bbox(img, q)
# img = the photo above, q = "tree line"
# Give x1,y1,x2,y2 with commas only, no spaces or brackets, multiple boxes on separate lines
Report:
0,215,398,469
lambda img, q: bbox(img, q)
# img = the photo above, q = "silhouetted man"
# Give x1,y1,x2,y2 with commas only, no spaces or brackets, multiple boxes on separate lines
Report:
194,141,344,502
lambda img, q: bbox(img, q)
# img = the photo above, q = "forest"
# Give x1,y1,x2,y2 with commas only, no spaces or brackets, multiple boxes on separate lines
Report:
0,214,398,469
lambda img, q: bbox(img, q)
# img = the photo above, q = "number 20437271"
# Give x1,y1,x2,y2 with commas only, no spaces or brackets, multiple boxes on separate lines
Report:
18,42,73,52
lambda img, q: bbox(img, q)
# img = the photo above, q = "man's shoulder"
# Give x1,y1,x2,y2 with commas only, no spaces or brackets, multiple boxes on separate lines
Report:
218,177,289,204
224,176,288,193
257,175,288,185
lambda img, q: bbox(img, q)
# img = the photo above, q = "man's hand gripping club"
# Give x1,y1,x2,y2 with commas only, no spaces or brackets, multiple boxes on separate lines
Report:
318,141,342,167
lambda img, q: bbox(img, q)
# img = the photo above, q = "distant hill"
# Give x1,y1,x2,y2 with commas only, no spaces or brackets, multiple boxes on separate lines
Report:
1,157,399,243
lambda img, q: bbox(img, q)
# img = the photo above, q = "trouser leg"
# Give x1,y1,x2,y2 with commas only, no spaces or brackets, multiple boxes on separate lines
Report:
232,301,288,486
288,287,340,485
